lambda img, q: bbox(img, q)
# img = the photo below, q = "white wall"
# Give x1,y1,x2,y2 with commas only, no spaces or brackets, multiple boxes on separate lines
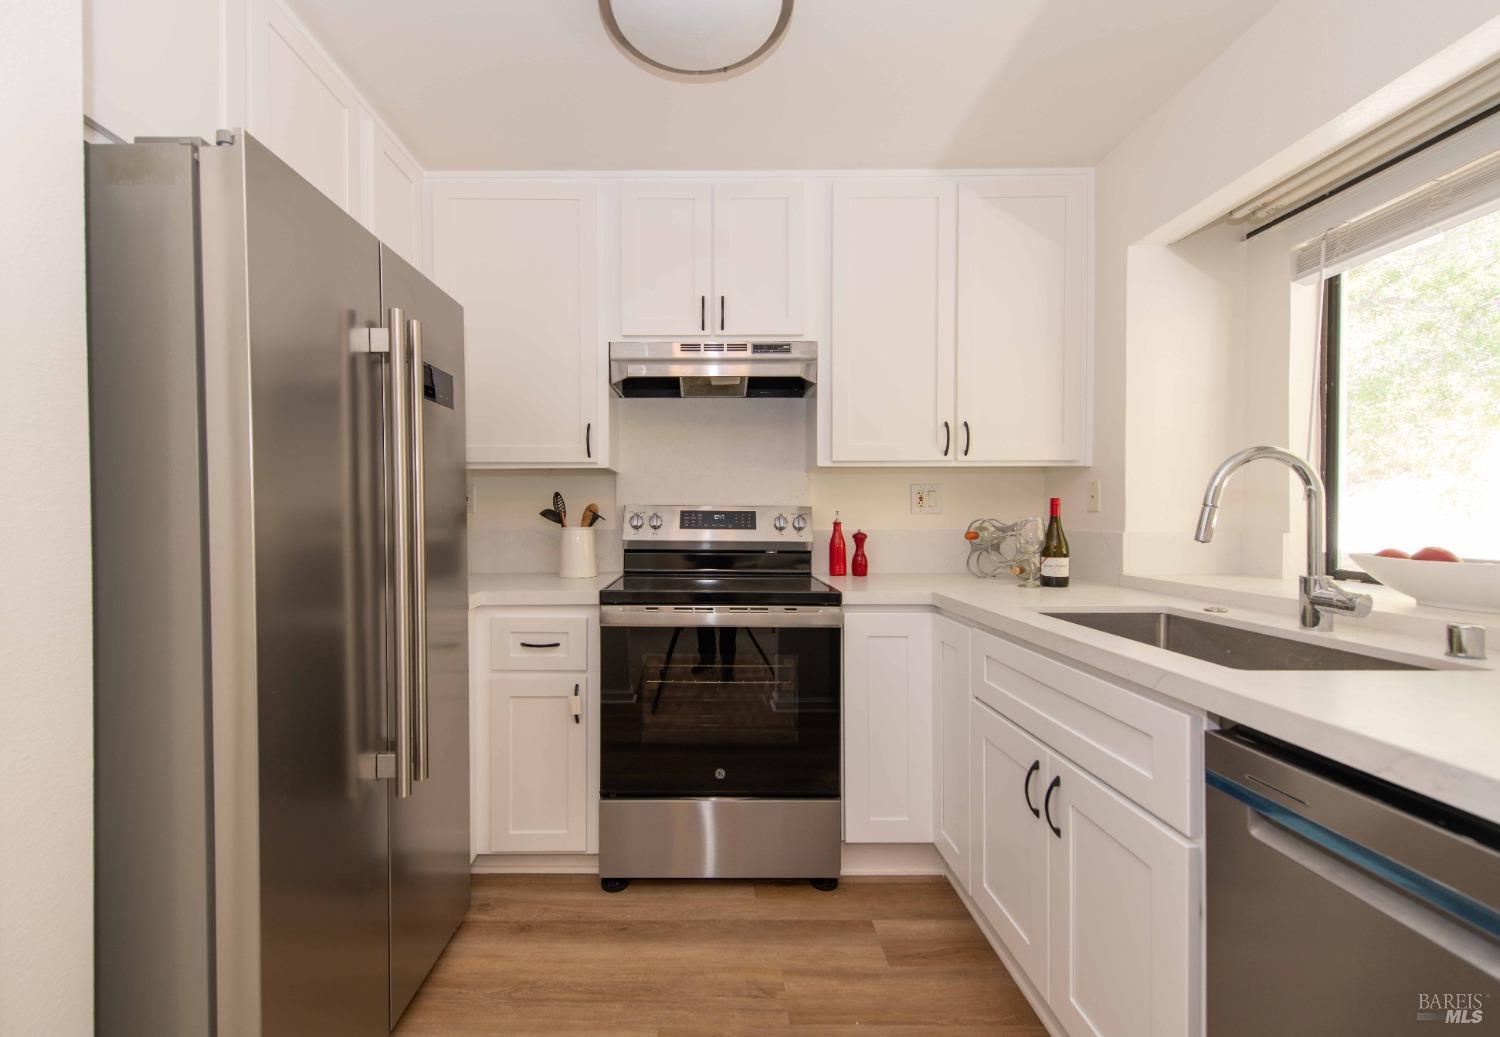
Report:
1049,0,1500,581
84,0,224,141
1,0,94,1032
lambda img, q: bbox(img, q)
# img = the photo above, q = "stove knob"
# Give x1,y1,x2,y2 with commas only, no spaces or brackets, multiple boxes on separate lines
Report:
773,514,789,532
791,514,808,533
628,512,644,530
648,512,663,530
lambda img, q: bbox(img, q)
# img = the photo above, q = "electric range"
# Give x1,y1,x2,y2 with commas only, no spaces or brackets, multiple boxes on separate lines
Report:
596,505,842,891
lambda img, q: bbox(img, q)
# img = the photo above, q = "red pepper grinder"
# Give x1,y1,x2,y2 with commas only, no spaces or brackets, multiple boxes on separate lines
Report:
851,530,869,576
829,510,847,576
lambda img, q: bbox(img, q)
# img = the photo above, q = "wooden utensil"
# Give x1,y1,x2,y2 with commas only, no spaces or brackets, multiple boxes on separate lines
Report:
539,509,564,526
553,492,567,527
580,502,601,528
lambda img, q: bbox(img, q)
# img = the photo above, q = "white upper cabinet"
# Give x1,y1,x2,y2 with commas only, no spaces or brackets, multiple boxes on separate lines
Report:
247,0,363,215
430,182,603,467
712,182,806,335
830,179,957,462
619,182,712,335
619,180,807,336
957,177,1089,464
366,121,422,267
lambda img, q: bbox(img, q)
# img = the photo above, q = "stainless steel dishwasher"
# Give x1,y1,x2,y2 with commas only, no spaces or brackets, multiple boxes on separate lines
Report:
1207,728,1500,1035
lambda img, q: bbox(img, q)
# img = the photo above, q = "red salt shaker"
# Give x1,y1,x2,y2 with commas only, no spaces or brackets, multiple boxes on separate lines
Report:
851,530,869,576
829,511,847,576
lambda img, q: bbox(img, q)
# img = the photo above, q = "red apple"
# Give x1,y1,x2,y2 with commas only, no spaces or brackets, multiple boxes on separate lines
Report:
1375,548,1410,558
1411,546,1462,563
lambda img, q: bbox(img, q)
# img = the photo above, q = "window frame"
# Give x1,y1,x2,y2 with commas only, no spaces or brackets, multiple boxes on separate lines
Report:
1319,273,1378,584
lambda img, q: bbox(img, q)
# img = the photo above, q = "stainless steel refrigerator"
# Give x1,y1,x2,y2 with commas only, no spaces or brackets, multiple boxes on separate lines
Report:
88,132,470,1035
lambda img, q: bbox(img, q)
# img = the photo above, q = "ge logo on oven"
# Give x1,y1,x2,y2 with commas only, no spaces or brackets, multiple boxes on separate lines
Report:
714,768,726,780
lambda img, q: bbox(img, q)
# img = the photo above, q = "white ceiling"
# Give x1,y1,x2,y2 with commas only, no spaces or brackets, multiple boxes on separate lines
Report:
289,0,1277,171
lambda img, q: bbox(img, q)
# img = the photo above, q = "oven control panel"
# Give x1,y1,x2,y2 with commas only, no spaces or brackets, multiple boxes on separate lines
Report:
621,505,813,544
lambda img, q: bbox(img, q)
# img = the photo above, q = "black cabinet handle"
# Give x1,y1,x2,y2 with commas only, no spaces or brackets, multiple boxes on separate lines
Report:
700,295,705,331
1024,760,1041,818
720,295,725,331
963,420,971,457
942,421,951,457
585,422,592,459
519,641,561,649
1043,775,1062,838
573,683,581,725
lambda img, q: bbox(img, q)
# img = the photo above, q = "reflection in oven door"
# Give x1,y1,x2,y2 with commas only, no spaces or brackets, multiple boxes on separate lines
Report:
600,623,841,799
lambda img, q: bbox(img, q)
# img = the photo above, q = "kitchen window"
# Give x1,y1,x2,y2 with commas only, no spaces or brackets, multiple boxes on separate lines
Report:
1322,203,1500,577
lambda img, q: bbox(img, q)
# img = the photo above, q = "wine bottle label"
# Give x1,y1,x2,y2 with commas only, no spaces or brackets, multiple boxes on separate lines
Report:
1040,557,1069,578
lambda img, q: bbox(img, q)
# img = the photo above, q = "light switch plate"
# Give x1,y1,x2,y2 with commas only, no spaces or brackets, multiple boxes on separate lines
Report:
911,483,942,514
466,484,476,513
1087,480,1102,513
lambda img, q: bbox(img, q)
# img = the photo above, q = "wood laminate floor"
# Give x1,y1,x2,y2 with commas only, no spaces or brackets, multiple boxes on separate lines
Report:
394,874,1048,1036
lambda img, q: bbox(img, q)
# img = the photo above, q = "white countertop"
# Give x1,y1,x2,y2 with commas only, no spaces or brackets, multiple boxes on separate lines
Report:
469,571,620,607
826,574,1500,827
468,568,1500,826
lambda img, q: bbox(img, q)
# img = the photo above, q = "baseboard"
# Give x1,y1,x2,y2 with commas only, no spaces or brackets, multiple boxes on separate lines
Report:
471,852,600,874
840,842,946,875
936,858,1067,1037
471,843,945,877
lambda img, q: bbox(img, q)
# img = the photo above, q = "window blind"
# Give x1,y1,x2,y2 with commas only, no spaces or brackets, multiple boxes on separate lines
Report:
1290,143,1500,282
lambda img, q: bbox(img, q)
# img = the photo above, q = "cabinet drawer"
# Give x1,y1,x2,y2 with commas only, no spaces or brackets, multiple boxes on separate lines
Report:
488,614,589,671
971,629,1202,837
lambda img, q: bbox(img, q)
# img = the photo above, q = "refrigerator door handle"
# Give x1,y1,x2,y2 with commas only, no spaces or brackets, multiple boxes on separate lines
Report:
387,308,415,799
407,316,429,782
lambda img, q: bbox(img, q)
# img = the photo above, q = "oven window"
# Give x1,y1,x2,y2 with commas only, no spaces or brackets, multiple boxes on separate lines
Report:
600,624,841,798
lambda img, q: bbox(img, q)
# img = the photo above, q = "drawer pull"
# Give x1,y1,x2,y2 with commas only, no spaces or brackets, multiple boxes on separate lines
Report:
519,641,562,649
1024,760,1041,818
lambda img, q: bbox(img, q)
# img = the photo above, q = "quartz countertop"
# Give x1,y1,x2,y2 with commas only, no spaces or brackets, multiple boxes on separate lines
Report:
826,574,1500,826
469,571,620,607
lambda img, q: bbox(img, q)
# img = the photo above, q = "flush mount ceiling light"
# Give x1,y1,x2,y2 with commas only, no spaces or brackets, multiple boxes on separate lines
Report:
600,0,794,76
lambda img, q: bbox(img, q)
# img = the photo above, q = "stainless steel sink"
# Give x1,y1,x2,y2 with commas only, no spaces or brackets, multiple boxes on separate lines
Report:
1042,611,1431,671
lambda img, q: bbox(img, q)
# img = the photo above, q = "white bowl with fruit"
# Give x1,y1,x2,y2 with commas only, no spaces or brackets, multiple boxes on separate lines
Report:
1350,548,1500,614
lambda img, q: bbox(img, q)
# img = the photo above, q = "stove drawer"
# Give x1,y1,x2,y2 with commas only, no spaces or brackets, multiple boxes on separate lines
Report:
487,612,589,671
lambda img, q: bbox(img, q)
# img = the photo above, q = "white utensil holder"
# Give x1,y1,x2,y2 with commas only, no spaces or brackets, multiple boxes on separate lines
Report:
559,527,597,579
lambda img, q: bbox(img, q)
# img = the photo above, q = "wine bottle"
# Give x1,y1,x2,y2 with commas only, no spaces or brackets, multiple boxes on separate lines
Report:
1040,497,1070,588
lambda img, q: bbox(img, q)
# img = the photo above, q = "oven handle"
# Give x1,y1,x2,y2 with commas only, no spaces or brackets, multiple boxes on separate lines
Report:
601,605,843,628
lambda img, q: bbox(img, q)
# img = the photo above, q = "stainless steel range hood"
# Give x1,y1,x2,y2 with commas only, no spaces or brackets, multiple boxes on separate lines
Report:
609,341,817,398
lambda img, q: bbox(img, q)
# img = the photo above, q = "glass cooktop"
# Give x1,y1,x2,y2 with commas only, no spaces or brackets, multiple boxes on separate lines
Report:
600,573,841,606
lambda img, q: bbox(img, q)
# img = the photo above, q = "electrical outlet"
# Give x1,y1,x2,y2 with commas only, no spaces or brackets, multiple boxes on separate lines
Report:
1087,480,1102,513
911,483,942,514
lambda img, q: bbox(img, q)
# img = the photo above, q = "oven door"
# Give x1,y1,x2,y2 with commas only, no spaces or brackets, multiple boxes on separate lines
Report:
600,606,841,798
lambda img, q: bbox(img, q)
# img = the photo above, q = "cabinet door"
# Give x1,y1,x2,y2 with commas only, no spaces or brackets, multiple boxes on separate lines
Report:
830,180,956,462
843,612,933,843
932,616,971,888
620,182,712,335
367,121,422,266
430,182,599,465
970,700,1051,996
712,182,806,334
1047,755,1200,1037
488,674,588,853
957,177,1088,464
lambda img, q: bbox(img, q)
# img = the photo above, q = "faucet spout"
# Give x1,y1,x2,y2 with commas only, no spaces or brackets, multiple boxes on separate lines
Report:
1193,446,1372,630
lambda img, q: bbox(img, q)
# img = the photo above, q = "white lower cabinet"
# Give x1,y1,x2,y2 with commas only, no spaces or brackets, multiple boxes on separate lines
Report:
487,673,587,852
1047,754,1199,1037
470,606,598,856
932,616,972,887
843,611,933,842
970,699,1051,994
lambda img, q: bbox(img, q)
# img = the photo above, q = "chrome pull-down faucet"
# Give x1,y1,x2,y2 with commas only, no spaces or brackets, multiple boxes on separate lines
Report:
1195,446,1373,630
